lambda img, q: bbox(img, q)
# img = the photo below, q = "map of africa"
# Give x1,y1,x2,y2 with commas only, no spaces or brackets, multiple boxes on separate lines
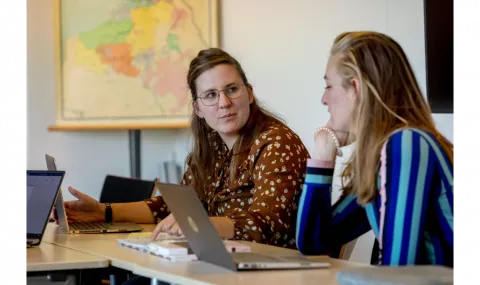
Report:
57,0,217,126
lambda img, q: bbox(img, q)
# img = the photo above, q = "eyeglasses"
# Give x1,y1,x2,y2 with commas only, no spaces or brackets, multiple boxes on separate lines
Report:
197,83,245,106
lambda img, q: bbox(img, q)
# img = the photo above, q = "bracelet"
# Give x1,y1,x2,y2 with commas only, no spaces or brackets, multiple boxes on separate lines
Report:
104,203,112,223
314,127,343,157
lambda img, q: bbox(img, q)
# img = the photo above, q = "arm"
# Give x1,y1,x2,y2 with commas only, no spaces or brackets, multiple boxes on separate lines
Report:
296,159,370,255
378,129,438,265
224,129,310,247
111,201,155,223
64,187,157,224
142,169,196,224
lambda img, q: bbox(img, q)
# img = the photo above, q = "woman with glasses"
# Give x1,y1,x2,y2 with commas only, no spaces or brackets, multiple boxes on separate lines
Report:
296,31,453,267
150,47,311,244
61,48,310,250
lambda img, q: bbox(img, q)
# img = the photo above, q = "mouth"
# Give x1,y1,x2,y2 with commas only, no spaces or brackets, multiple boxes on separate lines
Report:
220,113,236,119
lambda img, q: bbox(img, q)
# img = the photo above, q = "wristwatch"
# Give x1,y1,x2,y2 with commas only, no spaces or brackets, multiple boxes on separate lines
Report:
104,203,112,223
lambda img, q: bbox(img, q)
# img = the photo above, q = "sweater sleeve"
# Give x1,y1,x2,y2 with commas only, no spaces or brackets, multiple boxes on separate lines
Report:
143,168,193,222
296,158,370,255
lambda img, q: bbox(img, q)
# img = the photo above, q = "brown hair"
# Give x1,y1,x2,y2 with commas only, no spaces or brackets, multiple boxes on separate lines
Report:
186,48,283,199
331,32,453,204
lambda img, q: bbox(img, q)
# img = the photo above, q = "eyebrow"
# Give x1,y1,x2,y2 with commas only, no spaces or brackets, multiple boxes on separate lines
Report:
200,82,238,94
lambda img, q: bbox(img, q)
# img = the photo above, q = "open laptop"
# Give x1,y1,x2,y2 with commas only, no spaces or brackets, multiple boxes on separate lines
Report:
45,154,143,234
27,170,65,247
156,182,331,271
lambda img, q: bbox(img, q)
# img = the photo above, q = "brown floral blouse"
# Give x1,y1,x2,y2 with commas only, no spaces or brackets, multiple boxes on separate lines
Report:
144,122,310,248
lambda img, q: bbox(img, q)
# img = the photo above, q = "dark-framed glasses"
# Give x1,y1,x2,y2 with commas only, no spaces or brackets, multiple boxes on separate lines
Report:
197,83,245,106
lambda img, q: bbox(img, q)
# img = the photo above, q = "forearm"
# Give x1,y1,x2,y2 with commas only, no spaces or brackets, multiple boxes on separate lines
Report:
296,158,335,254
110,201,156,223
211,217,235,239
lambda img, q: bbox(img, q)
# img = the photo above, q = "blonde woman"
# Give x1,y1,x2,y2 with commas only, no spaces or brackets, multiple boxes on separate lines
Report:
296,31,453,267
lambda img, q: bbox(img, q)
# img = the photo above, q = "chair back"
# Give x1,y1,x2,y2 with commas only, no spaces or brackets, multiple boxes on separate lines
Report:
99,175,155,203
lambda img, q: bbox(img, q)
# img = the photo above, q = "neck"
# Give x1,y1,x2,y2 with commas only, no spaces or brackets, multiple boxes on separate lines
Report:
219,133,239,150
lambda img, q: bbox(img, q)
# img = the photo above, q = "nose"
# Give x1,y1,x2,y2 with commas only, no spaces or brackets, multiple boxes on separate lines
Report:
218,91,232,109
321,92,328,106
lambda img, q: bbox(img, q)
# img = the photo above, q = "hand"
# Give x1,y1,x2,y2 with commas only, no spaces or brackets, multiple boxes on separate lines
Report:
50,207,60,225
313,131,338,161
313,119,349,161
151,213,183,240
64,187,104,223
326,118,350,145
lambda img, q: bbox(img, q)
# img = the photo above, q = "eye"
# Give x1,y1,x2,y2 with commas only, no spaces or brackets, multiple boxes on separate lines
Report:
227,86,239,93
204,92,218,99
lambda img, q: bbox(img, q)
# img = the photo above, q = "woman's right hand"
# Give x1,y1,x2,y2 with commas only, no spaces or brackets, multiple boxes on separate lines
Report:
64,186,105,223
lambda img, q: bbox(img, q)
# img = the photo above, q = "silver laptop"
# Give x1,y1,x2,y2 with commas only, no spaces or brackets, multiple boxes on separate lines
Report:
27,170,65,247
156,182,331,271
45,154,143,234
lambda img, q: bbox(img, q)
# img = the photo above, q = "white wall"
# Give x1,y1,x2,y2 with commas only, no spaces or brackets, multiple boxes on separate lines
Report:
27,0,453,262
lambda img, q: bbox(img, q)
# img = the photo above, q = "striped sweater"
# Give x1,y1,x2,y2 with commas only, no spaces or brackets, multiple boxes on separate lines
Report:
296,128,453,267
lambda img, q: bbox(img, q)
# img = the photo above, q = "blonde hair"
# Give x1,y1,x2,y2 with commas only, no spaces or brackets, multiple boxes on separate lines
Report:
331,31,453,204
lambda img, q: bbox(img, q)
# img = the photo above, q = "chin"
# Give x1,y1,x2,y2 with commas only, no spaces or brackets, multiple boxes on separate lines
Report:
217,126,241,136
216,121,243,135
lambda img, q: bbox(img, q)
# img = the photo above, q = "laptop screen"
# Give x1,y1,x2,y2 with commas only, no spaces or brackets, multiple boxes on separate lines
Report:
27,170,64,236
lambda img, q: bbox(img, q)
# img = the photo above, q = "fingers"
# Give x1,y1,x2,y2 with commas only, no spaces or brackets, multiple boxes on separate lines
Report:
151,216,177,240
64,187,84,209
151,222,163,241
67,187,86,200
53,207,59,220
64,200,77,209
169,223,182,236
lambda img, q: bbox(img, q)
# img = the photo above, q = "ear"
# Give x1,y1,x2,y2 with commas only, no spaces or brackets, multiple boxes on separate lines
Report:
192,100,203,118
247,85,254,104
349,77,361,100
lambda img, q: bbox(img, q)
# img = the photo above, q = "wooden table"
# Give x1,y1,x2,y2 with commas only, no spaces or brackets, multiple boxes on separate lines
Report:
134,252,362,285
27,241,109,285
42,223,367,285
27,242,108,272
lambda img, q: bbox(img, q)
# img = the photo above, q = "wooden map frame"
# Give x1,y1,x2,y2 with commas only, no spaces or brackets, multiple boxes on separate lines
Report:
49,0,219,131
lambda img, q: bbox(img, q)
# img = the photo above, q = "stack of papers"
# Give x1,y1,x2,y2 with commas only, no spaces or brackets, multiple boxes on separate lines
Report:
117,232,185,251
117,232,251,262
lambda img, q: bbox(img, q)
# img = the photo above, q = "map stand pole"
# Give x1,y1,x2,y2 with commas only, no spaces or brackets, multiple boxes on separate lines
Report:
128,129,141,178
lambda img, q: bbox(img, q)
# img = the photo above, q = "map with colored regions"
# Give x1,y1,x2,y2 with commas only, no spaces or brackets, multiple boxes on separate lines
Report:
57,0,217,126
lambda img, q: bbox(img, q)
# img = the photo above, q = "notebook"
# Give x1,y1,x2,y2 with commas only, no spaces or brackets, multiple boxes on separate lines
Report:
118,232,251,262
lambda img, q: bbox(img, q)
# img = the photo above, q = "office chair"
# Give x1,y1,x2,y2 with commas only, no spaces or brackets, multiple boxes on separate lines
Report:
99,175,156,204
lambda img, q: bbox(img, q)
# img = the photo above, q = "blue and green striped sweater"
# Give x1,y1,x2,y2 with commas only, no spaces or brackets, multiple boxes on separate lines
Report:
296,128,453,267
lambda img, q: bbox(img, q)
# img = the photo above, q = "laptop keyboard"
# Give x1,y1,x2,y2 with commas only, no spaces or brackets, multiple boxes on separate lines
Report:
70,222,112,231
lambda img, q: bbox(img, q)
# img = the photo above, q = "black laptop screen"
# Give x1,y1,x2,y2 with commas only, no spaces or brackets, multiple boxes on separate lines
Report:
27,171,64,235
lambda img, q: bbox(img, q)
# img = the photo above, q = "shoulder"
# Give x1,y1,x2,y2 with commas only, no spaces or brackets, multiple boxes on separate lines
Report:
381,128,453,176
252,123,307,150
255,122,306,147
249,122,310,162
384,128,441,151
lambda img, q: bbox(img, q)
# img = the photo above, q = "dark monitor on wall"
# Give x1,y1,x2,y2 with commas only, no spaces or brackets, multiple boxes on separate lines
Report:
424,0,453,113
